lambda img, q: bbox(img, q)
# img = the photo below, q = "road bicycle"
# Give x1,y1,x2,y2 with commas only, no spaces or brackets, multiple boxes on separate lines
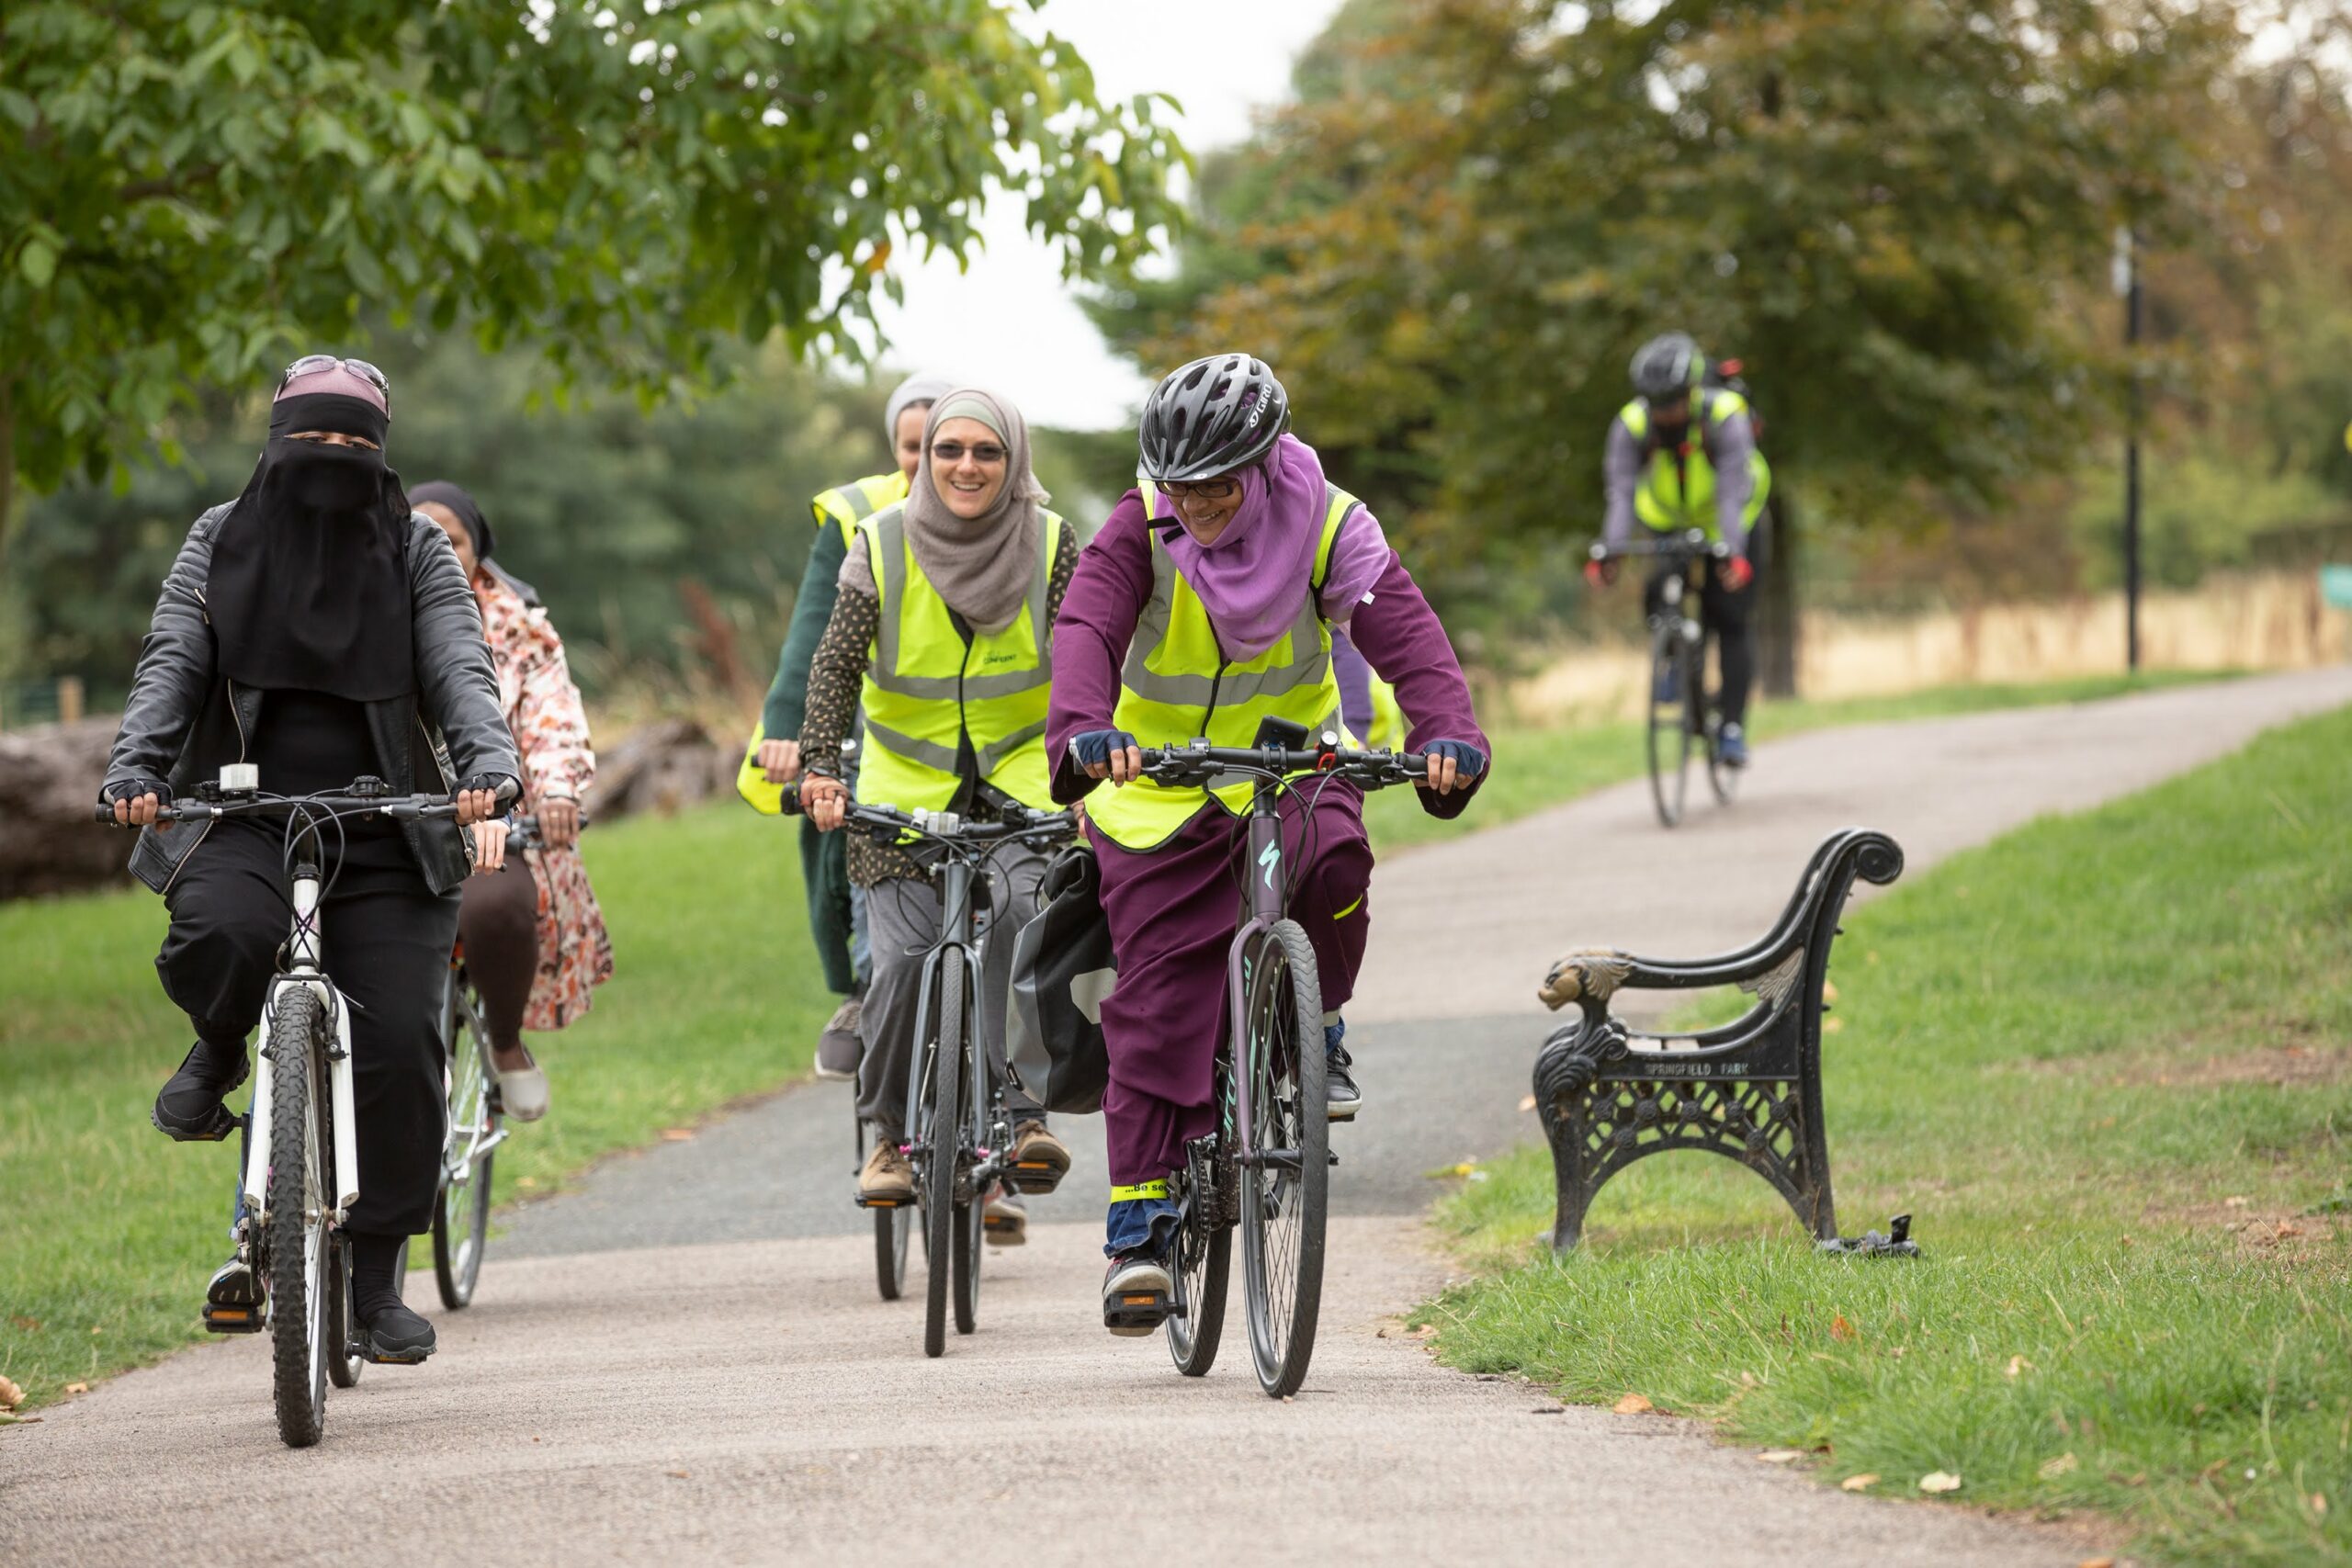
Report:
1126,730,1430,1398
784,785,1078,1356
1589,528,1739,828
99,769,492,1448
429,810,577,1309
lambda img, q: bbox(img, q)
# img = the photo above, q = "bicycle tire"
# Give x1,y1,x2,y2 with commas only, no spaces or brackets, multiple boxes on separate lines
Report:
1167,1166,1233,1379
866,1113,911,1300
265,985,330,1448
434,983,495,1309
922,954,965,1359
953,995,985,1337
1238,919,1329,1398
1647,621,1691,829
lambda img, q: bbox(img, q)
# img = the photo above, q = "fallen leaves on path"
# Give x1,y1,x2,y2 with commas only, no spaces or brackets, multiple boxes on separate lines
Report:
1917,1472,1964,1494
63,1382,88,1395
1758,1450,1805,1464
1611,1393,1653,1415
661,1128,695,1142
2006,1354,2033,1378
0,1374,22,1410
1840,1474,1879,1492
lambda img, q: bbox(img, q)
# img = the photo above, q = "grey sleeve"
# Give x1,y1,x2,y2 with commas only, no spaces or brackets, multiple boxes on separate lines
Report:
1601,419,1641,548
410,519,521,787
104,505,229,791
1707,409,1758,557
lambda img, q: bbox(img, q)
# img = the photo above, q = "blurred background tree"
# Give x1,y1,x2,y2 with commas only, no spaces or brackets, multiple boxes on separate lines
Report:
1091,0,2352,677
0,0,1184,551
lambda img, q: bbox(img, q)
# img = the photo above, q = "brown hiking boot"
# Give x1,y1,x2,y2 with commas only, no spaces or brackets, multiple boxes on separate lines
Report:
1007,1120,1071,1193
857,1135,914,1205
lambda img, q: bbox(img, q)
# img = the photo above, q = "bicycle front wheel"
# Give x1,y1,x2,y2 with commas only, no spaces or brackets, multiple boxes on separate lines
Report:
865,1117,910,1301
434,981,496,1309
1646,622,1692,829
1238,920,1329,1398
952,1025,987,1337
1167,1158,1233,1379
921,954,966,1359
264,986,331,1448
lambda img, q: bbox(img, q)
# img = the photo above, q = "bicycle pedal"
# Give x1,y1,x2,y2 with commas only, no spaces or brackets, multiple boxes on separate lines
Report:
202,1303,263,1334
1103,1290,1170,1337
1005,1160,1065,1194
854,1194,909,1209
357,1341,432,1366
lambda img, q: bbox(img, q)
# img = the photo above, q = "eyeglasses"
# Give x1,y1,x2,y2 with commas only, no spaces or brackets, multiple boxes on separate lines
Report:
281,355,391,403
1159,476,1241,502
930,440,1006,465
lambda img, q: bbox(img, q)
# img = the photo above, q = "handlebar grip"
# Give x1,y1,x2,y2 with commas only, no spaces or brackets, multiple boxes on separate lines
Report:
775,781,805,818
93,803,119,824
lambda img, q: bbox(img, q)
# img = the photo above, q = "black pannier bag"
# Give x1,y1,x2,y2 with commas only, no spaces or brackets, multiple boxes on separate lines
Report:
1005,840,1117,1115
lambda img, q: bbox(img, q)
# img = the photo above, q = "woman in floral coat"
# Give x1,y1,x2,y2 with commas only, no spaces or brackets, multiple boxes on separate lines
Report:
410,481,613,1120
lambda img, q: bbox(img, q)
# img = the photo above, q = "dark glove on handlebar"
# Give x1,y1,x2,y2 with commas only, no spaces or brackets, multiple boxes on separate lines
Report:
100,778,172,807
1424,740,1487,778
458,773,521,805
1069,729,1138,769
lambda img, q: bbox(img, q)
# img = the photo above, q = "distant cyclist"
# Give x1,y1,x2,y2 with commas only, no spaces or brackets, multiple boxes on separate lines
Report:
98,357,518,1364
1588,332,1770,765
746,373,951,1080
1049,353,1487,1330
798,387,1074,1242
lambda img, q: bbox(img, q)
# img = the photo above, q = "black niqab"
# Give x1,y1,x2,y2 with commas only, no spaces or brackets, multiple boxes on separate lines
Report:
209,392,416,702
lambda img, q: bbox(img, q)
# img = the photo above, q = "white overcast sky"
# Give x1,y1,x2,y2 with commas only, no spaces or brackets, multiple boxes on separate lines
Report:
860,2,1349,430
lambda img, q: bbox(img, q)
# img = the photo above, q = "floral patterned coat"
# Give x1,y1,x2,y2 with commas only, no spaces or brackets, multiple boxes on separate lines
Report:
477,573,614,1031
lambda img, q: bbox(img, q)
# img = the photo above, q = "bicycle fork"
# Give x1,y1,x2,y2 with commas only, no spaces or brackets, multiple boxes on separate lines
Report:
241,864,361,1224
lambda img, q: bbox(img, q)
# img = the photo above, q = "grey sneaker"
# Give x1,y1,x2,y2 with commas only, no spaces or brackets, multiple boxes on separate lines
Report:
815,994,863,1081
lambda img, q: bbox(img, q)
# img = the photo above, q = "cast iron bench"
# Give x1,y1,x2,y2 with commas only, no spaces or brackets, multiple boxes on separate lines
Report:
1531,827,1908,1253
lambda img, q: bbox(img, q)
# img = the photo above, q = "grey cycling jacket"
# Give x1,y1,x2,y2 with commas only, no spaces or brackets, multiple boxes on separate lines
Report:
102,502,521,897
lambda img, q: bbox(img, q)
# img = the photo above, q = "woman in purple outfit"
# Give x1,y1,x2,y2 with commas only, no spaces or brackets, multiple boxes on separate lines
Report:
1047,354,1489,1333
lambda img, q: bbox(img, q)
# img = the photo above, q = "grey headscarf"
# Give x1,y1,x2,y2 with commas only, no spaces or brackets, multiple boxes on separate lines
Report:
885,371,956,445
902,387,1048,636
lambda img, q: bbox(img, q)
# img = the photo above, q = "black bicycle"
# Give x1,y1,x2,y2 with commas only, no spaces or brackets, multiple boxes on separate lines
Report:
99,770,494,1448
1125,732,1430,1398
783,784,1078,1356
1590,528,1738,828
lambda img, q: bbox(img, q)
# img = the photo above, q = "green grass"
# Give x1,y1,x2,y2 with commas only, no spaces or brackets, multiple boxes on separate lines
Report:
0,805,834,1413
1363,668,2230,849
1421,705,2352,1565
0,668,2245,1415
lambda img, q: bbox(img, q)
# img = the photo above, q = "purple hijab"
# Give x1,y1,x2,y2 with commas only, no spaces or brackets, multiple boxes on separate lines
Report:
1151,434,1388,660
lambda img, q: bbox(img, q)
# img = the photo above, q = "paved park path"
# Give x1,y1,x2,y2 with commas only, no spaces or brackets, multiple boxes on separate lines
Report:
9,666,2349,1567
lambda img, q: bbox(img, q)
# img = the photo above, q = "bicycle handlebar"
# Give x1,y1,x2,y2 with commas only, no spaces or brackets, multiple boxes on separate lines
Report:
1588,528,1728,564
94,773,508,827
775,781,1077,849
1132,738,1430,789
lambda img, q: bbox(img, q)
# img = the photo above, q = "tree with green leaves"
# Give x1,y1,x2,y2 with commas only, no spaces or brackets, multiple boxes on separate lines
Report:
1095,0,2260,676
0,0,1184,548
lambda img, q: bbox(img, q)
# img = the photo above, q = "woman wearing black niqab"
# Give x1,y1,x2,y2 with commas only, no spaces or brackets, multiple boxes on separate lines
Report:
99,357,523,1366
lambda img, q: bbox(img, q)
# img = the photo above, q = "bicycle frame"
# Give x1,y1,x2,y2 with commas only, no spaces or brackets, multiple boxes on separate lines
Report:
900,851,1000,1197
1224,787,1294,1168
242,856,360,1223
438,968,511,1185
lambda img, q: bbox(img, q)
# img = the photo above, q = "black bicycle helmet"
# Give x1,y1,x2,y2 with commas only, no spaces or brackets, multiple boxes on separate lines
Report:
1630,332,1705,403
1137,353,1290,483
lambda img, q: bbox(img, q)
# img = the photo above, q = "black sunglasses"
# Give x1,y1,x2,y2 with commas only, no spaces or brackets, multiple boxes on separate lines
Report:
931,440,1007,464
281,355,391,404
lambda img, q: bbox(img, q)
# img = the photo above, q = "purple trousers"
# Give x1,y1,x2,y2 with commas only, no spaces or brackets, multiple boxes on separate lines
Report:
1093,781,1374,1188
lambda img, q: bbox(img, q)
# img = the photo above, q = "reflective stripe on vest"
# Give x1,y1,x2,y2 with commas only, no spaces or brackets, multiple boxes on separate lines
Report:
1087,483,1359,852
1616,390,1763,541
812,470,910,551
854,502,1061,816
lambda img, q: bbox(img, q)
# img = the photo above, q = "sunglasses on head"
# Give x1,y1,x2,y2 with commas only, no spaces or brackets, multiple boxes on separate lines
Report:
281,355,391,403
931,440,1007,464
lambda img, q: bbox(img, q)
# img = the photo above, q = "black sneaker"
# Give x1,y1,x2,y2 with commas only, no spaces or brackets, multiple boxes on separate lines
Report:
1324,1021,1361,1122
201,1256,262,1334
1102,1252,1172,1337
360,1300,436,1364
814,994,863,1081
153,1039,248,1142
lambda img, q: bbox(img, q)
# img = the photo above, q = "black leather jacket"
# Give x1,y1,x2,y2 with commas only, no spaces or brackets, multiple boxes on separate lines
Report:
103,502,522,897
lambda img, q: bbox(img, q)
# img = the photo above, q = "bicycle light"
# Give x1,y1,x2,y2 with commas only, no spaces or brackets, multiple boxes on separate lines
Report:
219,762,259,793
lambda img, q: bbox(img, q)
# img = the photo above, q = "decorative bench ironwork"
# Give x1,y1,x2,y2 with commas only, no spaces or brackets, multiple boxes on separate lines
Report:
1531,827,1905,1253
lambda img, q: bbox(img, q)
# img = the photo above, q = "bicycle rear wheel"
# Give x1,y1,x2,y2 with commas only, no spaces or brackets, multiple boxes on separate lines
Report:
325,1233,367,1390
434,981,496,1309
922,954,966,1359
864,1117,911,1301
1167,1144,1233,1378
264,986,331,1448
1646,623,1691,829
1238,920,1329,1398
952,1039,987,1337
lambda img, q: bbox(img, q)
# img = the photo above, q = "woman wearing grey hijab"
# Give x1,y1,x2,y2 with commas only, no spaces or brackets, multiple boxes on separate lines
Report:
798,389,1078,1243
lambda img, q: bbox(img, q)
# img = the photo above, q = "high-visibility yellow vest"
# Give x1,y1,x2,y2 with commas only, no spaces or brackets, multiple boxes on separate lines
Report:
1364,672,1408,751
814,469,911,551
1616,390,1771,541
854,502,1063,818
1087,484,1361,852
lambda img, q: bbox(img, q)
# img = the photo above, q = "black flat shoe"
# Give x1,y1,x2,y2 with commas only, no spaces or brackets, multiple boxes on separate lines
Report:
153,1040,249,1141
360,1301,436,1364
202,1257,262,1334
